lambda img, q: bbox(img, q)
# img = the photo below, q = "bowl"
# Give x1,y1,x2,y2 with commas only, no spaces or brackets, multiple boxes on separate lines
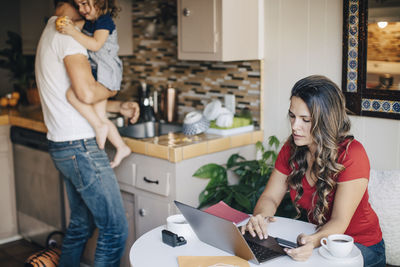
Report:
203,100,222,121
182,111,210,135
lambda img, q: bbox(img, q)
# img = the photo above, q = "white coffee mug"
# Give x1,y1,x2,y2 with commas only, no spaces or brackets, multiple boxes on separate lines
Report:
320,234,354,258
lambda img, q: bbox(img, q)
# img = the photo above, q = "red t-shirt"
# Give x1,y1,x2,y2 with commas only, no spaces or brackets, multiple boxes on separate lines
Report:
275,139,382,246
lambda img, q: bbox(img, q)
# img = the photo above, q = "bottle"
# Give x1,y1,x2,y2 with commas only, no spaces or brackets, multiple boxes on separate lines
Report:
165,84,177,123
137,82,156,123
160,84,177,123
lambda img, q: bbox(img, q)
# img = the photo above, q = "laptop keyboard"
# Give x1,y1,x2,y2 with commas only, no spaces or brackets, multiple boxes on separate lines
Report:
246,239,283,262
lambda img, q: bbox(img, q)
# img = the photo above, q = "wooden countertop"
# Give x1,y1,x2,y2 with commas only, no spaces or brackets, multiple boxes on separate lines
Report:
0,107,263,162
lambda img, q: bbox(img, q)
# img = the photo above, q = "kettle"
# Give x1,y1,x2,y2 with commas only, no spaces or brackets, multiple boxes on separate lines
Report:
137,82,156,123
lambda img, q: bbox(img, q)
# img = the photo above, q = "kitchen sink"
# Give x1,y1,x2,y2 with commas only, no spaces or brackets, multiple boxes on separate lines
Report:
118,121,182,139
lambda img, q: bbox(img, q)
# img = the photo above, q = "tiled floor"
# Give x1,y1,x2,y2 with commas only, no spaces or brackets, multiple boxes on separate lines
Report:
0,238,44,267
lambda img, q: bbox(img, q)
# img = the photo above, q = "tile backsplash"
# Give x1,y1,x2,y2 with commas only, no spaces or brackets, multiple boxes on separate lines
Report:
119,0,261,126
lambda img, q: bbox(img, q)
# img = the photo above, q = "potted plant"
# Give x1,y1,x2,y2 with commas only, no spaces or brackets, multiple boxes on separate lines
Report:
0,31,37,105
193,136,298,218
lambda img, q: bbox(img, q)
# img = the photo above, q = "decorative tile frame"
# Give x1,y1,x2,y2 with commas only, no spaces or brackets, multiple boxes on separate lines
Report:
362,99,400,114
345,0,359,93
342,0,400,120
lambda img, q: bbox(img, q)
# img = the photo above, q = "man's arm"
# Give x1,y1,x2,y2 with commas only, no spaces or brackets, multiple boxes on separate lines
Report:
64,53,116,104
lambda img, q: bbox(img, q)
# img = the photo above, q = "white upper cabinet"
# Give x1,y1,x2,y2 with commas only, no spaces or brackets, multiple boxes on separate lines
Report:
114,0,133,56
177,0,264,61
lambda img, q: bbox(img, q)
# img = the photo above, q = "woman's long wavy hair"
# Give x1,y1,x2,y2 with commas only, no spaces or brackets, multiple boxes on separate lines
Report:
287,75,353,227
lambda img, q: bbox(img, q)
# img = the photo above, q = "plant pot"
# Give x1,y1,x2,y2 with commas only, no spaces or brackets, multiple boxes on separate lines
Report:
26,87,41,105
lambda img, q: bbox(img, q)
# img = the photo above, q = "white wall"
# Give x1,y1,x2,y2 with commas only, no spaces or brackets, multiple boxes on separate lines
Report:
262,0,400,170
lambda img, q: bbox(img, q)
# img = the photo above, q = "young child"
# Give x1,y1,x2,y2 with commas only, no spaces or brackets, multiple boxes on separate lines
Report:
56,0,131,168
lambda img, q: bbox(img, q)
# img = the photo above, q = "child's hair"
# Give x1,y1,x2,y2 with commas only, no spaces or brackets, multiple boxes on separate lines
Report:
92,0,121,18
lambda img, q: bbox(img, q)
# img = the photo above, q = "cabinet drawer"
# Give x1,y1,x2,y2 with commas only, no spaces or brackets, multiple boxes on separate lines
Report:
136,170,170,197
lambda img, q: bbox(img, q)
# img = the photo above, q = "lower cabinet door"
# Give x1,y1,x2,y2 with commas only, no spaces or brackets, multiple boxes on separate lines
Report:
135,195,171,239
121,191,135,267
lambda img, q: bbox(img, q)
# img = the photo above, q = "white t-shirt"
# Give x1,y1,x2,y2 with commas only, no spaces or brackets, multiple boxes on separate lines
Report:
35,16,95,141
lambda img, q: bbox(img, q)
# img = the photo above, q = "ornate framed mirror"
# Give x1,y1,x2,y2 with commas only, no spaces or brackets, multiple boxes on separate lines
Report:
342,0,400,120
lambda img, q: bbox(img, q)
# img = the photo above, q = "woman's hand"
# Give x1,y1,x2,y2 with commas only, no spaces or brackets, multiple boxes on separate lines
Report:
284,233,315,261
240,215,276,240
120,101,140,124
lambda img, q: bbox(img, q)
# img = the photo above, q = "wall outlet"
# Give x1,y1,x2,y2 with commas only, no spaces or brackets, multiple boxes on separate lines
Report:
224,94,235,114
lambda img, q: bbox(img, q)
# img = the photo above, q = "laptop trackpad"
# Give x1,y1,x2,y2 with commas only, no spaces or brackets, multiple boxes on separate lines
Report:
243,232,286,254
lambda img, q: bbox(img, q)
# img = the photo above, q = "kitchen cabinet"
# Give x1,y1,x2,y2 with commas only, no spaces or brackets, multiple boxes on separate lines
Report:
177,0,264,61
120,191,135,267
114,0,134,56
19,0,133,55
114,144,257,240
0,125,18,239
113,153,175,239
11,126,65,246
136,194,172,238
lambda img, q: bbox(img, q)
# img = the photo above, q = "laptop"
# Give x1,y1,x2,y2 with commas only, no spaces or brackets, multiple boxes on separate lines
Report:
174,200,288,264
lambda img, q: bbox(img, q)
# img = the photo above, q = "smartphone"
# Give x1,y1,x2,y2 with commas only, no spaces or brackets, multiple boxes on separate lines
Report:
275,237,298,249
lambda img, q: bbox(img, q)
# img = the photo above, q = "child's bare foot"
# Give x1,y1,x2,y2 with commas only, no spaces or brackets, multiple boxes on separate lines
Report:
110,145,131,168
95,123,109,149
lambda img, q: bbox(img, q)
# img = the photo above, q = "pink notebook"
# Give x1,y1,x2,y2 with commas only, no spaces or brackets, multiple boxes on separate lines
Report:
203,201,250,225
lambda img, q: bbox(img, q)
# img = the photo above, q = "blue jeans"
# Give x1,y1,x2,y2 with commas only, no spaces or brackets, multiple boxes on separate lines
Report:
48,138,128,267
355,239,386,267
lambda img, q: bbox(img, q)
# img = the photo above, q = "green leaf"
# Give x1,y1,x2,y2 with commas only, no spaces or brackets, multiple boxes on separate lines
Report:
227,153,245,168
0,31,35,90
233,193,252,213
255,141,265,154
198,189,211,205
268,135,280,150
262,150,274,162
193,164,227,180
223,192,233,205
198,188,223,209
232,184,254,196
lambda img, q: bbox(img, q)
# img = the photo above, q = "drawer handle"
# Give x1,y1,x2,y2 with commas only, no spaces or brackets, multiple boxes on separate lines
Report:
143,176,159,184
183,8,191,17
139,208,146,217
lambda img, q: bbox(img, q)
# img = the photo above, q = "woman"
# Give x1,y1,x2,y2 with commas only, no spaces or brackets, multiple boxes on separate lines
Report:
241,75,385,267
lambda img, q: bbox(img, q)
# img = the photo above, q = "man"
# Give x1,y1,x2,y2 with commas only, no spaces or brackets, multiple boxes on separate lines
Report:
35,1,139,266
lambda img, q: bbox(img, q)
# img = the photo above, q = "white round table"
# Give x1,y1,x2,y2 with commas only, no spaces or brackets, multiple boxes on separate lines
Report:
130,216,363,267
